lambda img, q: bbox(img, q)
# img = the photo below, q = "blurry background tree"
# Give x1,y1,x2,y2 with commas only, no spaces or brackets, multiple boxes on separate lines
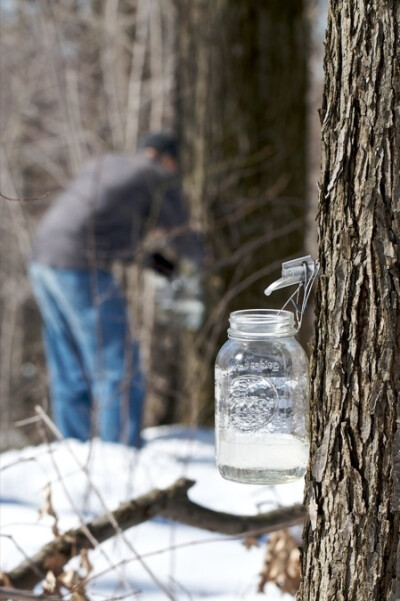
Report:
169,0,310,424
0,0,178,446
0,0,325,448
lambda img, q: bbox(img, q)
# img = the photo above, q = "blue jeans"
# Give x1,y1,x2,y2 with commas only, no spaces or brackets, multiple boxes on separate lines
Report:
29,263,145,447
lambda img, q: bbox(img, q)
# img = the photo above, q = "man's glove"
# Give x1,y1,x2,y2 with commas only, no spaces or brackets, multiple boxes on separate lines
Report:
145,252,176,279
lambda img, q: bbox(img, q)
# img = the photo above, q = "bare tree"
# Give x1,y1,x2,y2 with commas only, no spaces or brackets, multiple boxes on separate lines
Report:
175,0,310,422
0,0,178,443
1,1,314,442
299,2,400,599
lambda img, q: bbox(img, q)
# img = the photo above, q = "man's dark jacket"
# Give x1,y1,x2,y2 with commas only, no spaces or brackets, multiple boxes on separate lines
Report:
32,154,203,270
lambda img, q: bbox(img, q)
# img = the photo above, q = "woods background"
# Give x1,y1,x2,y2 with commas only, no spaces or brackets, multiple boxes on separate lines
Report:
0,0,326,449
2,2,400,600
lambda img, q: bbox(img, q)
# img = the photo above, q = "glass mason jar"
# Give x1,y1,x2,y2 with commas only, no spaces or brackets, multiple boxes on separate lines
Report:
215,309,309,484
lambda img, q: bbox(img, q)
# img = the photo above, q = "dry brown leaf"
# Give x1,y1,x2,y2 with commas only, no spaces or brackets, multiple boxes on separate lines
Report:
242,536,260,550
0,571,12,587
58,567,90,600
39,482,61,539
258,529,301,596
80,549,93,576
58,569,80,590
52,522,61,538
38,483,57,520
42,570,58,594
43,552,67,575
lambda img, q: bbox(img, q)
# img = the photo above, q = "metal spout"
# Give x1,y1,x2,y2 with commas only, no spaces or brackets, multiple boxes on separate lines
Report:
264,255,317,296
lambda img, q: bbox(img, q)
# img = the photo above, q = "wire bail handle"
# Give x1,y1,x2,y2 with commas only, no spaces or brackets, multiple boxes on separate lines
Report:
264,255,320,332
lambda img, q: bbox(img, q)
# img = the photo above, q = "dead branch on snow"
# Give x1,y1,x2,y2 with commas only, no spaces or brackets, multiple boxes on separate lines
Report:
1,477,305,592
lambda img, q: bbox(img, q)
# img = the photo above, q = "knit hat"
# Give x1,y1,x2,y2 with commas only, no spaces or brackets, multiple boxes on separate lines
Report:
139,131,179,159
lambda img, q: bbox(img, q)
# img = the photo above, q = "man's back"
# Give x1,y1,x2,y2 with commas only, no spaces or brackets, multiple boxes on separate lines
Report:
32,153,183,269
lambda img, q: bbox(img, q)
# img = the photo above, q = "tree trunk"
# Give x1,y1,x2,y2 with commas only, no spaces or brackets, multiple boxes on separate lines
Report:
299,2,400,600
177,0,308,296
176,0,309,423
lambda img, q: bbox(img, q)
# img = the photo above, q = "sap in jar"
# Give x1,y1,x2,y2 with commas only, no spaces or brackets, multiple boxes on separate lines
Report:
215,309,309,484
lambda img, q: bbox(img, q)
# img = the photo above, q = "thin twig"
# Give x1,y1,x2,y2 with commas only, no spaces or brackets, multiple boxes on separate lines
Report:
35,406,176,601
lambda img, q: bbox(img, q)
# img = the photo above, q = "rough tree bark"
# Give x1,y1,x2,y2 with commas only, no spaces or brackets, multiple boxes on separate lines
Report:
299,2,400,600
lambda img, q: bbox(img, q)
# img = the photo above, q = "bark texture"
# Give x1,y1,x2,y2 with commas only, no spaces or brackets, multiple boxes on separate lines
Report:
299,2,400,600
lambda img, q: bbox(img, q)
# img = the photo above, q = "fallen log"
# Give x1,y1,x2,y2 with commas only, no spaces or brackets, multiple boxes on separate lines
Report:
1,477,305,591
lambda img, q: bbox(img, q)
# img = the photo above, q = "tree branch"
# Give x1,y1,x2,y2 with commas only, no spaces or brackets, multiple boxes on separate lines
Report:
1,477,305,592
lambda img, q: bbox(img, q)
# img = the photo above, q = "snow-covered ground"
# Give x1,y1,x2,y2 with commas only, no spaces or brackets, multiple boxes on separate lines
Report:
0,426,304,600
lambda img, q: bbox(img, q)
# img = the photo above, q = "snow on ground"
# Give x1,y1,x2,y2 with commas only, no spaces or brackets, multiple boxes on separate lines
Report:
0,426,304,600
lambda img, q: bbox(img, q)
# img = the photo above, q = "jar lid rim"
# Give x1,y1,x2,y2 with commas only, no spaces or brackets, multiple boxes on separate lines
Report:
228,309,297,336
229,309,294,321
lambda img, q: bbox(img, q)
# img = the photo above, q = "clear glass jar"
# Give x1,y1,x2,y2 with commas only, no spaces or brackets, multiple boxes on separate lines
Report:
215,309,309,484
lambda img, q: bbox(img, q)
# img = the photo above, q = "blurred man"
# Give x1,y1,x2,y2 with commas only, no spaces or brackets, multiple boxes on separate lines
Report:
29,132,205,447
